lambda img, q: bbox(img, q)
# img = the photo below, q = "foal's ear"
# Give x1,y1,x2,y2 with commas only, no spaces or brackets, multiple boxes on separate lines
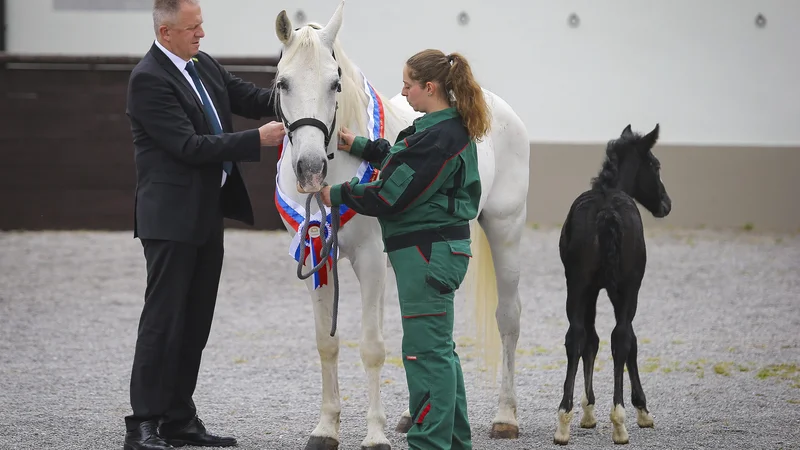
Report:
642,123,660,148
621,124,633,138
276,9,294,45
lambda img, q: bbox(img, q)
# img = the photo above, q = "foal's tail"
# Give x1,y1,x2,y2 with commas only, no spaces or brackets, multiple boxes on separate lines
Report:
596,206,622,293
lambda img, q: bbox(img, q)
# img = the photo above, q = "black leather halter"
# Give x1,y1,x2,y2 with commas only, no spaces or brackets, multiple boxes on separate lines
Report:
275,47,342,161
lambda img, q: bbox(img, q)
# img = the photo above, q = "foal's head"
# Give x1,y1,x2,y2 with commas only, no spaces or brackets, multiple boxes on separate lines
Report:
594,124,672,218
274,3,344,193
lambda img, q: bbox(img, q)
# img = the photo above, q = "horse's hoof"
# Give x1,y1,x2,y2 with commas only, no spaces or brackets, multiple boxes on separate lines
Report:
361,444,391,450
395,416,412,433
304,436,339,450
489,422,519,439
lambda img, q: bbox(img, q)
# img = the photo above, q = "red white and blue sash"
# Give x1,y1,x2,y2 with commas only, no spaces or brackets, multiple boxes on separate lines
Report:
274,72,383,289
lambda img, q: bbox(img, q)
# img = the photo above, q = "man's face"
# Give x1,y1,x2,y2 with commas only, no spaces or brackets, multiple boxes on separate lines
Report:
160,2,205,61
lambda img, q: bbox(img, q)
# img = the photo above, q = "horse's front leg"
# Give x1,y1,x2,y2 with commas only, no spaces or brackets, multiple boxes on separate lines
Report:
350,241,391,450
306,279,342,450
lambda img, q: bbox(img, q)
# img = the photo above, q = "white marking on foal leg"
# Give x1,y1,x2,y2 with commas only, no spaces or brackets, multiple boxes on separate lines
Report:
553,408,573,445
580,393,597,428
351,247,390,448
309,283,341,444
636,407,654,428
610,404,629,444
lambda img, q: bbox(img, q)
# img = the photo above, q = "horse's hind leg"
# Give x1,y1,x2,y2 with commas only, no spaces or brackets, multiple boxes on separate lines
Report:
350,244,391,450
479,211,524,439
306,281,342,450
580,287,600,429
554,279,591,445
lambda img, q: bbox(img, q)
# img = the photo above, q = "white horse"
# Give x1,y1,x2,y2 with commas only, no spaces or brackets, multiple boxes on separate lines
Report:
271,2,530,448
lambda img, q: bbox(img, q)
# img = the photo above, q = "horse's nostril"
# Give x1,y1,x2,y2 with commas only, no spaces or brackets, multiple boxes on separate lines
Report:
322,160,328,179
297,164,304,178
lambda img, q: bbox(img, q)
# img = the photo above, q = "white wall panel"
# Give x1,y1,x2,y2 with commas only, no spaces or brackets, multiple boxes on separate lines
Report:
7,0,799,145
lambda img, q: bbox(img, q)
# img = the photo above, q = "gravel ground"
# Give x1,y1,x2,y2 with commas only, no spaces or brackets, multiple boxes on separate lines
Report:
1,226,799,450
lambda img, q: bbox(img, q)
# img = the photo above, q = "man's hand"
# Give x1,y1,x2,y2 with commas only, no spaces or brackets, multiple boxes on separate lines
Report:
320,186,332,207
259,121,286,147
337,126,356,152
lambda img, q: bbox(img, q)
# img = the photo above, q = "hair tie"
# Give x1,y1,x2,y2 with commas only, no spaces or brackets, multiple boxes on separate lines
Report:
447,54,455,65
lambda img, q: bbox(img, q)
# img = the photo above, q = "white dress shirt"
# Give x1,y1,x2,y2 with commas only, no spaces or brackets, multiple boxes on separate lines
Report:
154,40,227,187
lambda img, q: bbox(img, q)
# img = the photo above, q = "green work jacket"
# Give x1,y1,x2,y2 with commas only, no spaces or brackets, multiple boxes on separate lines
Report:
329,107,481,240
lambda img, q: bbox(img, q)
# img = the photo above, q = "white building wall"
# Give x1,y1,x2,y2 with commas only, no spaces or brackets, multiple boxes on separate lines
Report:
6,0,800,146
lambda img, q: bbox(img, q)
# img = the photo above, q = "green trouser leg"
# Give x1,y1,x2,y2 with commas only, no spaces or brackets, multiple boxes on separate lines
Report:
387,239,473,450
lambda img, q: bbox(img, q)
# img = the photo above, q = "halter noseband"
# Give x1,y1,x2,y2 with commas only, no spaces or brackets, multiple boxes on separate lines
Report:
275,46,342,161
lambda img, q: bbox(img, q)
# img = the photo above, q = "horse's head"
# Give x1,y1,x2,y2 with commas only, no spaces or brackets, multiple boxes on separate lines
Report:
274,2,344,193
615,123,672,218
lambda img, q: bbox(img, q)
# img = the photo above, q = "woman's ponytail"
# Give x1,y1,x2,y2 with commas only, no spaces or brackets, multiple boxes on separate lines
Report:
445,52,491,141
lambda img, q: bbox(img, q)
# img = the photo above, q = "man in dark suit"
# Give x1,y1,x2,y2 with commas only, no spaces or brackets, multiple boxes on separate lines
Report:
123,1,285,449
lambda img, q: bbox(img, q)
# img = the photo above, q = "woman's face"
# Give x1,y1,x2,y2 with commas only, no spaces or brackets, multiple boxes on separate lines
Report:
401,64,430,113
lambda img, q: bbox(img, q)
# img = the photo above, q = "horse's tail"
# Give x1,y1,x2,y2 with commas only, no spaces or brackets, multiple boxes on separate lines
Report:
464,219,502,384
596,206,622,293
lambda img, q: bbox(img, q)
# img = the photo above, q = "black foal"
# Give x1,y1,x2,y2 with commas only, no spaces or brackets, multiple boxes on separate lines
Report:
553,124,672,445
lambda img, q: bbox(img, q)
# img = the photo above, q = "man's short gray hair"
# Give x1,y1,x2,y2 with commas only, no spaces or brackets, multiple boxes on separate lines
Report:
153,0,199,35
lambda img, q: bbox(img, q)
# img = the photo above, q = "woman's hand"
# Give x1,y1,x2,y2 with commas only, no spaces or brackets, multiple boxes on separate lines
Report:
338,126,356,152
320,186,332,207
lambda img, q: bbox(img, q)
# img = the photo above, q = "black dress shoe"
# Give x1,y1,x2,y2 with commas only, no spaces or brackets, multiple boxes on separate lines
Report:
159,416,237,448
124,420,174,450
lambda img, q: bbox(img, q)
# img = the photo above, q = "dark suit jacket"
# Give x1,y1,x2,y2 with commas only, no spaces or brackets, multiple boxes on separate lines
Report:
126,42,277,245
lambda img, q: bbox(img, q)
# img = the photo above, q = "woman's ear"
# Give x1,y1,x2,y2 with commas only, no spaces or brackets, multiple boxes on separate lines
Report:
425,81,435,96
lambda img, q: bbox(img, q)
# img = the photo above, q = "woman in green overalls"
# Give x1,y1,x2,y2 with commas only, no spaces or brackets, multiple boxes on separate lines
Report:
319,48,491,450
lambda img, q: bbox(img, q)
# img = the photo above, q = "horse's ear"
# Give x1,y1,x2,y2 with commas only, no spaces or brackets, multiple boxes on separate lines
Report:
276,9,294,45
643,123,660,148
318,0,345,48
621,124,633,138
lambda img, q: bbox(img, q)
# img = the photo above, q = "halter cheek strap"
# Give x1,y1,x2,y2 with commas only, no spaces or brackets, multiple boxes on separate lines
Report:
276,48,342,161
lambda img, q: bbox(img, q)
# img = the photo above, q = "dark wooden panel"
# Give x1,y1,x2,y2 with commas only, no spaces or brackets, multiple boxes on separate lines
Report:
0,54,282,231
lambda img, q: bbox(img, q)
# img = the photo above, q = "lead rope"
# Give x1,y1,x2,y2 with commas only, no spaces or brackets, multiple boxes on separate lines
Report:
295,189,341,337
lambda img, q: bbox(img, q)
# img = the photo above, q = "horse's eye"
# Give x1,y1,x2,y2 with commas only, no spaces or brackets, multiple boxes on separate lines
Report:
277,79,289,91
331,80,341,92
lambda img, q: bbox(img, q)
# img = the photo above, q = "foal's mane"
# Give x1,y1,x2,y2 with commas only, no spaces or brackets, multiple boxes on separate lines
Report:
273,23,403,138
590,133,639,192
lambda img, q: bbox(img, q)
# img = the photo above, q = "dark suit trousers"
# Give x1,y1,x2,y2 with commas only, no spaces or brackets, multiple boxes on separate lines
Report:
125,209,225,432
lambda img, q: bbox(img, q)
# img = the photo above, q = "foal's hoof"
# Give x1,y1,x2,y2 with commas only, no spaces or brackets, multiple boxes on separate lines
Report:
490,422,519,439
304,436,339,450
395,416,412,433
636,408,654,428
553,408,573,445
580,394,597,428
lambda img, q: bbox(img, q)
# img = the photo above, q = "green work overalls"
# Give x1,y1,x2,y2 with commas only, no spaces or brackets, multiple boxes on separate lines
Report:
330,107,480,450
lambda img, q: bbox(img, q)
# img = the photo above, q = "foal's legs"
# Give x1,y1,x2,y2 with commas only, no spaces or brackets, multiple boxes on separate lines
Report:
580,288,600,429
479,212,524,439
623,297,654,429
608,281,650,445
554,280,595,445
350,243,392,449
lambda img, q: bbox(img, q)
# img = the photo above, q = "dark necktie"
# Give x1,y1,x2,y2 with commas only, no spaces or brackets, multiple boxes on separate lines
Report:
185,60,232,175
